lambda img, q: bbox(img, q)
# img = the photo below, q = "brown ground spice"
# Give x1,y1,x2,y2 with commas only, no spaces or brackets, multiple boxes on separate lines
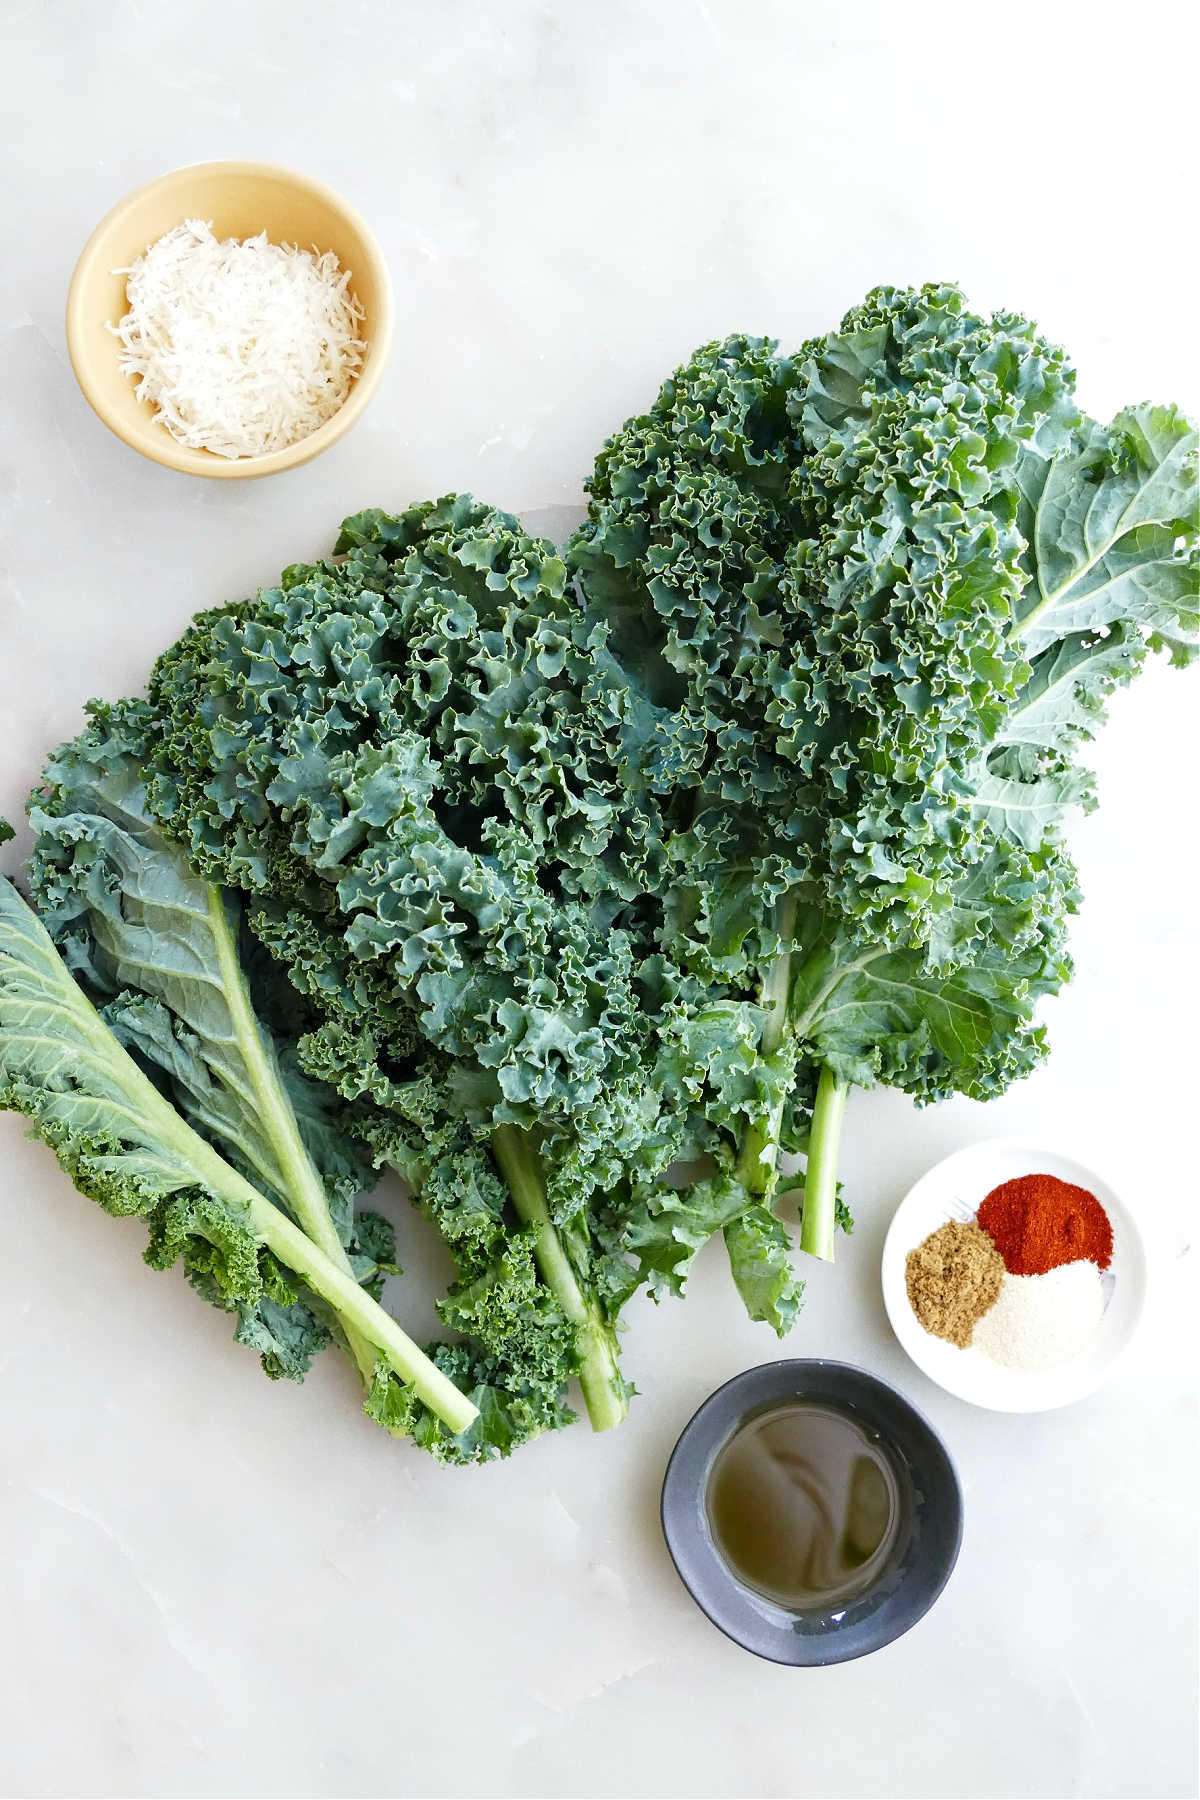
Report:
905,1220,1005,1347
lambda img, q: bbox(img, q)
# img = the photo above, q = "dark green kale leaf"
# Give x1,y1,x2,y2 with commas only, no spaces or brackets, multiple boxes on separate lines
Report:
570,284,1197,1259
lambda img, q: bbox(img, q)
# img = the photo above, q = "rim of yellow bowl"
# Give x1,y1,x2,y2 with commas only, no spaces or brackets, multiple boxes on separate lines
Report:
65,159,394,480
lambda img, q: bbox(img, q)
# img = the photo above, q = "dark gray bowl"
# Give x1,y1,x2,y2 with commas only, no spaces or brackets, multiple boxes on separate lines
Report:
660,1359,963,1665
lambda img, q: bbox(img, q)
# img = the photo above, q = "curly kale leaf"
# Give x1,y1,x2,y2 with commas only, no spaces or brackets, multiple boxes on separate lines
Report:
787,291,1197,924
138,497,725,1424
0,876,477,1437
25,700,386,1328
570,284,1197,1261
144,498,682,1145
20,703,580,1459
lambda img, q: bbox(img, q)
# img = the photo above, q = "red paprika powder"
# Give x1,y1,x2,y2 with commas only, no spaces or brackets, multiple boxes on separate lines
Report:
977,1172,1112,1276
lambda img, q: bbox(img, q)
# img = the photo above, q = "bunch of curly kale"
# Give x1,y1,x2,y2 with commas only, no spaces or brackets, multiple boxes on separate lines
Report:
2,284,1195,1459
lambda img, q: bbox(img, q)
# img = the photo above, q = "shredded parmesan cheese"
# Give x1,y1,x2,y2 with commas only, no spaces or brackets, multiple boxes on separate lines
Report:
112,219,366,458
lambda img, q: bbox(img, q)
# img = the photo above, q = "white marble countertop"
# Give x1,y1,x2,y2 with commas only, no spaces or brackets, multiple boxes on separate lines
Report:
1,4,1196,1796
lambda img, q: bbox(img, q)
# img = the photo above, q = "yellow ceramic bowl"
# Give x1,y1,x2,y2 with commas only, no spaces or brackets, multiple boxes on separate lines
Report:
66,160,393,479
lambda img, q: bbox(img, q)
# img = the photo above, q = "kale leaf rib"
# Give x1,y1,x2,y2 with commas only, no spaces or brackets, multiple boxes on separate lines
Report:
490,1124,627,1431
26,706,386,1384
798,1067,848,1263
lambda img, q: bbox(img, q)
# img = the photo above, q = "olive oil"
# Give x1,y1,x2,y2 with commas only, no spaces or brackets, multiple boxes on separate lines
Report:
705,1402,900,1610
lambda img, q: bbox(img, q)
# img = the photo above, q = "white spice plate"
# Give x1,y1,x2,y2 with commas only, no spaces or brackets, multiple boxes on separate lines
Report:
881,1139,1147,1412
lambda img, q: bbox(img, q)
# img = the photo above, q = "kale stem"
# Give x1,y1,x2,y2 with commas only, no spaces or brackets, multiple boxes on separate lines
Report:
799,1065,849,1262
138,1110,480,1432
203,886,378,1387
490,1123,628,1432
234,1177,479,1434
734,1107,782,1197
733,891,797,1197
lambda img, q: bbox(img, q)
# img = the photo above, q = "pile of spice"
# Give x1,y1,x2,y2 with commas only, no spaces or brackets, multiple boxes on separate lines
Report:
905,1221,1005,1347
905,1172,1113,1372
